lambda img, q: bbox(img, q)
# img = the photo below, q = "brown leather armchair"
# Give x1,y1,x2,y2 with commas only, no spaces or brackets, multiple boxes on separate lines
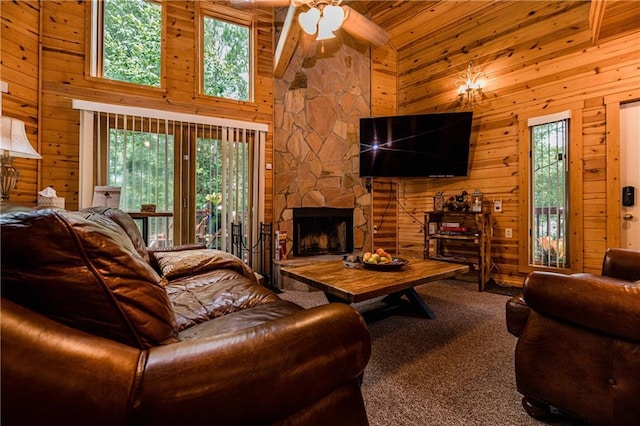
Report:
1,208,371,426
506,248,640,425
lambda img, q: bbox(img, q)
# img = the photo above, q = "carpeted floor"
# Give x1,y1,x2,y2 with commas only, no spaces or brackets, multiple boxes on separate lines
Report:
279,279,586,426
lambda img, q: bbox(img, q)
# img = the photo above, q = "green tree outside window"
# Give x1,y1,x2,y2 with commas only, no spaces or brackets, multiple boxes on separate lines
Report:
103,0,161,87
203,16,250,101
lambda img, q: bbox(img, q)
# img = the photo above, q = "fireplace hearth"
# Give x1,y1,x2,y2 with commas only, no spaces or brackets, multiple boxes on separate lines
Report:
293,208,354,256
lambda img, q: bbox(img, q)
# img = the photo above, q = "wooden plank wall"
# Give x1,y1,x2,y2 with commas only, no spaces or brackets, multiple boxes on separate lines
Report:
2,0,275,223
1,1,41,204
386,29,640,285
370,178,398,255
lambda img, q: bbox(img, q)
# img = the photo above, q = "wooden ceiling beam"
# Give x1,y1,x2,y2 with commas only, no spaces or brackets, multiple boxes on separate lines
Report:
589,0,607,44
274,5,300,78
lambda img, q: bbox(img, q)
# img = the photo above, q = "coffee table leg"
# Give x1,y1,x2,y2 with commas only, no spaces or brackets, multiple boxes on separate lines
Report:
403,288,436,319
326,289,436,320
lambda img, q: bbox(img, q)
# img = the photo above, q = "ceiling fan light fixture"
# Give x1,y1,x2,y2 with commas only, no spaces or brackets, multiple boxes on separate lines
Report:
299,7,320,35
316,14,337,40
322,4,344,31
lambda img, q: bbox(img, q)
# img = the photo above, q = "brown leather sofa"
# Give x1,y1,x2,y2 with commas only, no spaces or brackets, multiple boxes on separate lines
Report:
506,248,640,425
1,207,371,426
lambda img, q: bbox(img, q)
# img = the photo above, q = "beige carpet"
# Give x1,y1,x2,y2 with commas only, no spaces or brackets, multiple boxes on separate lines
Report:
279,279,586,426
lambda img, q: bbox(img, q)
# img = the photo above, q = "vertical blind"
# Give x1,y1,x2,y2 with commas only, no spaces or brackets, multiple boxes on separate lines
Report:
74,100,266,264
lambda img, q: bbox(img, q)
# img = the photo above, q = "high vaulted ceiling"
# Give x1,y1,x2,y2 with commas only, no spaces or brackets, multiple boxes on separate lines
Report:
272,0,640,78
359,0,639,51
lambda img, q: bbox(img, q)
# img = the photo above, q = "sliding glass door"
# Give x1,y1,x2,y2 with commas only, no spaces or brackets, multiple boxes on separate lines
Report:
82,104,265,264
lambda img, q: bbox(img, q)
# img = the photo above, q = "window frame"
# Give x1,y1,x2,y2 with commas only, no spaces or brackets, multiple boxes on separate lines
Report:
518,103,584,274
196,3,255,103
89,0,166,91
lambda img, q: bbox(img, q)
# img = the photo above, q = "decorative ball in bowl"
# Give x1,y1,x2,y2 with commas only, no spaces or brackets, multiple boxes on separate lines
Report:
361,249,409,271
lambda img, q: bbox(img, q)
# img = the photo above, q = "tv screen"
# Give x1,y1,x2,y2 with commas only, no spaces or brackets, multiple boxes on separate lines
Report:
359,112,473,178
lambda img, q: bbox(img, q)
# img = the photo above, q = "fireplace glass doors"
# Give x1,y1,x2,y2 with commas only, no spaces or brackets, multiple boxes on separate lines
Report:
293,208,354,256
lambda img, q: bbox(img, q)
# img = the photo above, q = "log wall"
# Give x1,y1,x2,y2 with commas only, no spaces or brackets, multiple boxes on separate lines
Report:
3,1,639,283
1,0,40,204
389,29,640,283
1,0,275,222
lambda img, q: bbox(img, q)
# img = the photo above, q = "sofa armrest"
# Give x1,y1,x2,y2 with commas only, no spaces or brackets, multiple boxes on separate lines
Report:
134,303,371,425
523,271,640,342
505,295,530,337
601,248,640,281
1,299,142,426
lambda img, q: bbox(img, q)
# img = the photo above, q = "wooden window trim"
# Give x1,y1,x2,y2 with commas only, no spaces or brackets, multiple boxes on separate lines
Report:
517,101,584,274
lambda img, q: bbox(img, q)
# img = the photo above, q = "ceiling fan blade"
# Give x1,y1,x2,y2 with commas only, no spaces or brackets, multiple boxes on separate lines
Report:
229,0,292,8
341,6,389,47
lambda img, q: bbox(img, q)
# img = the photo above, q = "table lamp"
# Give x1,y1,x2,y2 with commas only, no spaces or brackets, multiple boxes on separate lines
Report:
0,116,42,201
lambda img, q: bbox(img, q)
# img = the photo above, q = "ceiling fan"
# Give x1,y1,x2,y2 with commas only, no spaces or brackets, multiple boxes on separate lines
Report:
231,0,389,47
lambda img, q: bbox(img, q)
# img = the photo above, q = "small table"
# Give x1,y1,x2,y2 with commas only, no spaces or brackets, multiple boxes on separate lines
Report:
127,211,173,245
280,258,469,319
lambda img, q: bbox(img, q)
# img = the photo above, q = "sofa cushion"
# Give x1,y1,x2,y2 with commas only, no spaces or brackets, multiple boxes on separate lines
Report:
0,209,178,349
178,299,304,340
164,268,281,331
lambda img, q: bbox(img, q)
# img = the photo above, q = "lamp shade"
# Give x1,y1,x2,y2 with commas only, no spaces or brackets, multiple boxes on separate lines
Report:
0,117,41,159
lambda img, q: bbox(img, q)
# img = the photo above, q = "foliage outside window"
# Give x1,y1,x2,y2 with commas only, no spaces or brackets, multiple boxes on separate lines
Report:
96,112,255,254
106,122,174,246
195,131,251,253
529,119,569,268
202,15,250,101
108,128,174,211
100,0,162,87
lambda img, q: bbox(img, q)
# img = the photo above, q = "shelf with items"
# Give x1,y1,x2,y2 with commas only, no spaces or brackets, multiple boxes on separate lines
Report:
423,211,491,291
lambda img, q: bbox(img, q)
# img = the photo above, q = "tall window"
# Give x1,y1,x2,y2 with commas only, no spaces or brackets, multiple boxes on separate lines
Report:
76,101,266,264
92,0,162,87
201,10,251,101
528,113,570,268
195,127,252,259
101,115,174,246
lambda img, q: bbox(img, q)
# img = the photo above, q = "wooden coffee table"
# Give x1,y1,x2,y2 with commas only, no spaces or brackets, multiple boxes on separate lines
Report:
280,258,469,319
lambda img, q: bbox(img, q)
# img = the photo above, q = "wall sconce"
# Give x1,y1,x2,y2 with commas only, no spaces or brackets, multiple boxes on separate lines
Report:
0,116,42,202
457,61,486,107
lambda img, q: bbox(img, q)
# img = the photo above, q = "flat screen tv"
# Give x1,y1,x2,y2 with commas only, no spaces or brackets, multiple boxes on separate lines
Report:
359,112,473,178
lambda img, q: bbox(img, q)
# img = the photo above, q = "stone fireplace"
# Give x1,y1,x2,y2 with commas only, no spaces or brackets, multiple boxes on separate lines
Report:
293,207,354,256
273,30,373,259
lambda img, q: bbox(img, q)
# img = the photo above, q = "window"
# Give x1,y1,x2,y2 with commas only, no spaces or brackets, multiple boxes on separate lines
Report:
201,10,251,101
519,109,584,271
529,116,569,268
92,0,162,87
105,116,175,246
195,127,252,259
75,101,267,264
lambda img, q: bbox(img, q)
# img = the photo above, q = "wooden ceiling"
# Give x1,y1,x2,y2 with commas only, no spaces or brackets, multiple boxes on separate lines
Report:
360,0,639,49
272,0,640,77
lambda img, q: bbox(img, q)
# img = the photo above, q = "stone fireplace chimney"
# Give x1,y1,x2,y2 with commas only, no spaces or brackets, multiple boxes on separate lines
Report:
273,35,373,259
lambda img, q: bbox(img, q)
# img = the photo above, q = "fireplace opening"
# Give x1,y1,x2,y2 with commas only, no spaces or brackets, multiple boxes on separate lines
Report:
293,208,354,256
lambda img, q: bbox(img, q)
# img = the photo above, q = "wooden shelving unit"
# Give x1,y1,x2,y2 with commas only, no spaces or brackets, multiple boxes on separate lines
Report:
423,211,491,291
